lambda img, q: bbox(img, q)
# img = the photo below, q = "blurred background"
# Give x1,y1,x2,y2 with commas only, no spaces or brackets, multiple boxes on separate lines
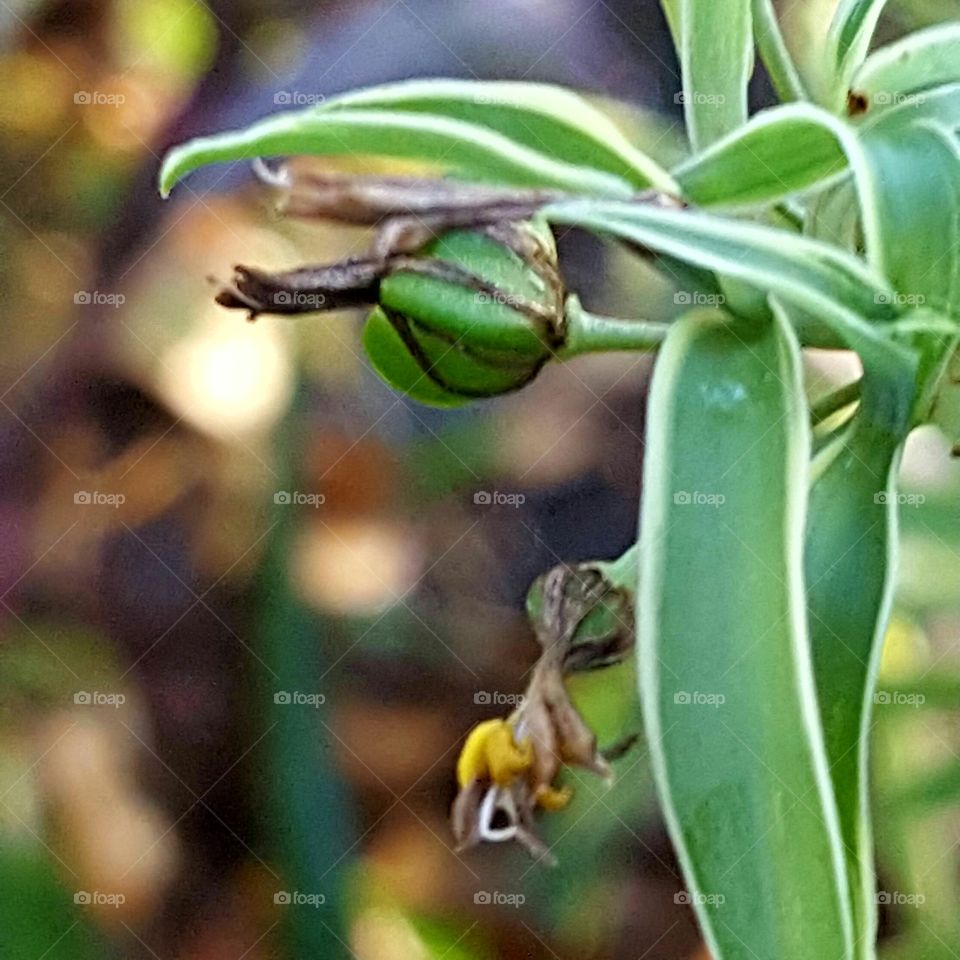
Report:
0,1,958,958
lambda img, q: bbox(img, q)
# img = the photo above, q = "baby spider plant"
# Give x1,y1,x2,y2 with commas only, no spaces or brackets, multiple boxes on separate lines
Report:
160,3,960,957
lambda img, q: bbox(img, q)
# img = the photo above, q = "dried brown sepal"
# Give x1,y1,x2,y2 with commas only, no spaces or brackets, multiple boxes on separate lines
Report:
451,563,637,864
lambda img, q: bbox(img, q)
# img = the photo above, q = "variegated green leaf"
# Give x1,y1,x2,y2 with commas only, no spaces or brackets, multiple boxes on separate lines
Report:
158,108,634,198
751,0,807,102
674,103,853,207
678,0,753,150
639,304,853,960
543,199,918,431
825,0,892,108
318,78,675,191
853,23,960,106
806,408,905,959
858,117,960,319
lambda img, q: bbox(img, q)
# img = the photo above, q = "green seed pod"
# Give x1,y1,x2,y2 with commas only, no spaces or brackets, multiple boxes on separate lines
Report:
362,218,563,406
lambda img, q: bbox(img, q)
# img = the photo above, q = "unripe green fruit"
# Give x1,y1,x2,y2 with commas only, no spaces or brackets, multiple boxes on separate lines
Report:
362,218,562,405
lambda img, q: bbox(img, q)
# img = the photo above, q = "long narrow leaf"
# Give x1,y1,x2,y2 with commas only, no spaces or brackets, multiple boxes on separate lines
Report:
799,118,960,955
318,78,675,190
806,411,905,960
835,149,960,938
674,103,853,207
858,118,960,319
543,200,918,430
853,23,960,103
861,80,960,130
678,0,753,150
826,0,892,107
159,109,634,198
638,305,853,960
546,199,892,317
752,0,808,101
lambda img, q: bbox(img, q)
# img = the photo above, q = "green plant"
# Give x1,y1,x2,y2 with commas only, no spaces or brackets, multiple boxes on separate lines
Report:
159,5,960,958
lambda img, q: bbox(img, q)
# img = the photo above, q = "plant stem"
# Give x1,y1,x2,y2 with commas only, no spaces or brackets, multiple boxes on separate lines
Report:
558,295,670,358
811,378,861,426
752,0,809,102
598,544,640,588
261,383,355,958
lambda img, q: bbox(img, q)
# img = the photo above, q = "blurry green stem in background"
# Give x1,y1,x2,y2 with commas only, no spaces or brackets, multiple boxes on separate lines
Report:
259,382,355,959
751,0,808,102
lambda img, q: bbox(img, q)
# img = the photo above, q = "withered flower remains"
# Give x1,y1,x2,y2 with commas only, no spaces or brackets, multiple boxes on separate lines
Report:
451,564,636,864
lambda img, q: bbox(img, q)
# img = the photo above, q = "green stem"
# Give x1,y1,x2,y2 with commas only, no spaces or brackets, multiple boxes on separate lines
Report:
811,378,861,426
558,295,670,358
597,544,640,588
261,383,355,958
752,0,809,102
